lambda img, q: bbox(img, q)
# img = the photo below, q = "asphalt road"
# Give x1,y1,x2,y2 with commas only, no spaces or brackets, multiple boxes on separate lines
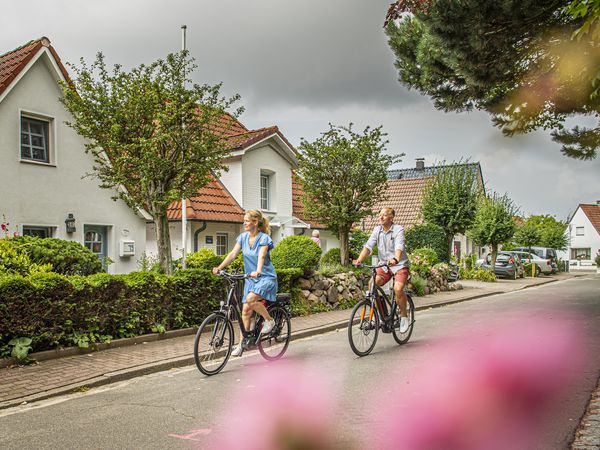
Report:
1,275,598,450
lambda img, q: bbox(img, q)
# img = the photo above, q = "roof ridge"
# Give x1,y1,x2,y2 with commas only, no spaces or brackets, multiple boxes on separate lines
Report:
0,37,46,59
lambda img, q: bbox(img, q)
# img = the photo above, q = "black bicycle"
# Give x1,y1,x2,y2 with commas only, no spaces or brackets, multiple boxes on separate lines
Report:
348,263,415,356
193,271,292,376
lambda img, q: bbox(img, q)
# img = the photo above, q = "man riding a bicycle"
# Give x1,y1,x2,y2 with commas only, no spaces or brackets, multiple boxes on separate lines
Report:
353,207,411,333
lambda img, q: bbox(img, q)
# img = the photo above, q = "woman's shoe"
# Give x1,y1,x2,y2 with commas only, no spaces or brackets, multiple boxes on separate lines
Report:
231,344,243,357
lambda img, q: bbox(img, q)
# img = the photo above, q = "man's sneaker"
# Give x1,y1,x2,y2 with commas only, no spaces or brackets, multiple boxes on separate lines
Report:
261,319,276,334
231,344,243,357
400,316,410,333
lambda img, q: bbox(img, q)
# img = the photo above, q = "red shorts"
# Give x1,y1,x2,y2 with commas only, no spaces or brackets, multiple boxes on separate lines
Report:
376,267,409,286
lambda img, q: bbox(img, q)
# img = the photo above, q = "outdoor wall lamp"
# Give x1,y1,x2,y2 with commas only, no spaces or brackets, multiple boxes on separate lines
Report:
65,213,76,233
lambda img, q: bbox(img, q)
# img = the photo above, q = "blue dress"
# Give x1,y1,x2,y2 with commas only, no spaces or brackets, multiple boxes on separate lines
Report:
236,232,278,303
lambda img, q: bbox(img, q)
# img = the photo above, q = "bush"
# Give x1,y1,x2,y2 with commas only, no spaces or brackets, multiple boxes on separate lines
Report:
409,274,427,296
186,248,223,270
409,247,439,278
595,254,600,267
11,236,103,275
271,235,322,273
406,223,449,262
459,266,497,282
349,229,370,256
0,238,51,276
320,247,362,268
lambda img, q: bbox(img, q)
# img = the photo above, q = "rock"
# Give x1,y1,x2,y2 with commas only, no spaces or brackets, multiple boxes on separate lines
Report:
298,278,312,290
327,285,339,304
313,281,326,291
337,285,344,293
313,289,324,298
307,293,319,303
301,289,311,298
319,295,328,304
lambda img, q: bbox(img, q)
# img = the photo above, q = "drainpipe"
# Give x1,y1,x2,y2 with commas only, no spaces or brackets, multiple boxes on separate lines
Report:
193,221,207,252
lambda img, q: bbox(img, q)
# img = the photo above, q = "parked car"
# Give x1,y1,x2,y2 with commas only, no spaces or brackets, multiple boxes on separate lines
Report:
511,251,553,276
481,251,525,279
512,246,558,263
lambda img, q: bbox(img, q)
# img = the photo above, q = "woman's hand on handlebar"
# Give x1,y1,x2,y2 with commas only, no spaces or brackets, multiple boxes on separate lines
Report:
212,267,222,275
249,271,261,278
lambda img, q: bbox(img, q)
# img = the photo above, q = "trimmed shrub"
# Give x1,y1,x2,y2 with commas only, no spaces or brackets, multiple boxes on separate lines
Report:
11,236,103,275
406,223,449,262
320,247,361,267
0,238,51,276
459,266,497,282
271,235,322,273
186,248,223,270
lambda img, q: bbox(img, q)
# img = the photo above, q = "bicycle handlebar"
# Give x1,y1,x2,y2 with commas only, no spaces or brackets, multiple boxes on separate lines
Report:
216,270,251,280
354,262,390,270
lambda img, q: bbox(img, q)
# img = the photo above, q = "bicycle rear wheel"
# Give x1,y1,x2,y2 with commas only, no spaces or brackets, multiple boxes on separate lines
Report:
348,299,379,356
392,294,415,345
258,305,291,361
194,313,233,376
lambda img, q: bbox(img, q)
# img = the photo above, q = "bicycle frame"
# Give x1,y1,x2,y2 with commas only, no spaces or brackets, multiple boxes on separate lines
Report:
362,263,404,332
218,273,262,341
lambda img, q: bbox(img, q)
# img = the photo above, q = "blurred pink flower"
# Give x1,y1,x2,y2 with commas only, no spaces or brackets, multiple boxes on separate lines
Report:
374,317,583,450
213,362,341,450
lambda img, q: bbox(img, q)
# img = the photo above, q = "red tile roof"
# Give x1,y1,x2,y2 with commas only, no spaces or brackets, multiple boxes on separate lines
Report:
0,37,69,99
360,177,432,231
291,172,327,229
167,176,244,223
224,125,297,155
580,203,600,235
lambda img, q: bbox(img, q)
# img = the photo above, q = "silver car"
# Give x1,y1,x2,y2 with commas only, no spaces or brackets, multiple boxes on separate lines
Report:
511,251,553,276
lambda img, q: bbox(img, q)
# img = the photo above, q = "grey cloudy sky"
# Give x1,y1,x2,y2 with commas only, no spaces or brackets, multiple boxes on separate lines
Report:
2,0,598,220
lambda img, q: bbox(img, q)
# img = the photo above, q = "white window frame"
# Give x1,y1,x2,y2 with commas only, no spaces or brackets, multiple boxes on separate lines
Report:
216,233,228,256
260,174,270,211
19,110,56,166
575,226,584,236
22,225,54,238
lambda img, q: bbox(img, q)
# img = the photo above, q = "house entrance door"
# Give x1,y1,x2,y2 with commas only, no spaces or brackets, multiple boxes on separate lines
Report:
84,225,108,267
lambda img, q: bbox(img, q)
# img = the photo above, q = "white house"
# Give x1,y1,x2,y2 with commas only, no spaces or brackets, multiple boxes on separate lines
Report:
560,202,600,269
148,118,339,259
0,37,148,273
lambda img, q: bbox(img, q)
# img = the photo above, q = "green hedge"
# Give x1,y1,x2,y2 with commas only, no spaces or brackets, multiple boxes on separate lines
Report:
0,265,306,358
406,223,449,263
0,269,225,358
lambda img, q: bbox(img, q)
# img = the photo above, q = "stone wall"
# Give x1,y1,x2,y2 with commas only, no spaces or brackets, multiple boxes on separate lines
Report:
297,272,370,308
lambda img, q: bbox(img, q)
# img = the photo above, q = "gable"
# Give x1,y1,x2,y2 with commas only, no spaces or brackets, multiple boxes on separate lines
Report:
0,37,69,104
574,204,600,236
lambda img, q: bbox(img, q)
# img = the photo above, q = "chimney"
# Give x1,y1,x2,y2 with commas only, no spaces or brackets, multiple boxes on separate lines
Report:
415,158,425,170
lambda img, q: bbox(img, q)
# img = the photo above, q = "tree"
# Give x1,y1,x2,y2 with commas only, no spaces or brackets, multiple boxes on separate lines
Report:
421,162,481,256
514,222,542,252
59,52,241,274
297,124,402,265
468,193,518,268
385,1,600,160
522,215,569,250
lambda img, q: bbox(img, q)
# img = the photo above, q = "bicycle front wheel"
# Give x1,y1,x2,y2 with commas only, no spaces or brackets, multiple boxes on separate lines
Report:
348,299,379,356
258,306,291,361
194,313,233,376
392,294,415,345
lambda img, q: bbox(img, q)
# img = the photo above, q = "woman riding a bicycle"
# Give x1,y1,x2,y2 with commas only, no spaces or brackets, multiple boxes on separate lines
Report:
212,209,277,356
